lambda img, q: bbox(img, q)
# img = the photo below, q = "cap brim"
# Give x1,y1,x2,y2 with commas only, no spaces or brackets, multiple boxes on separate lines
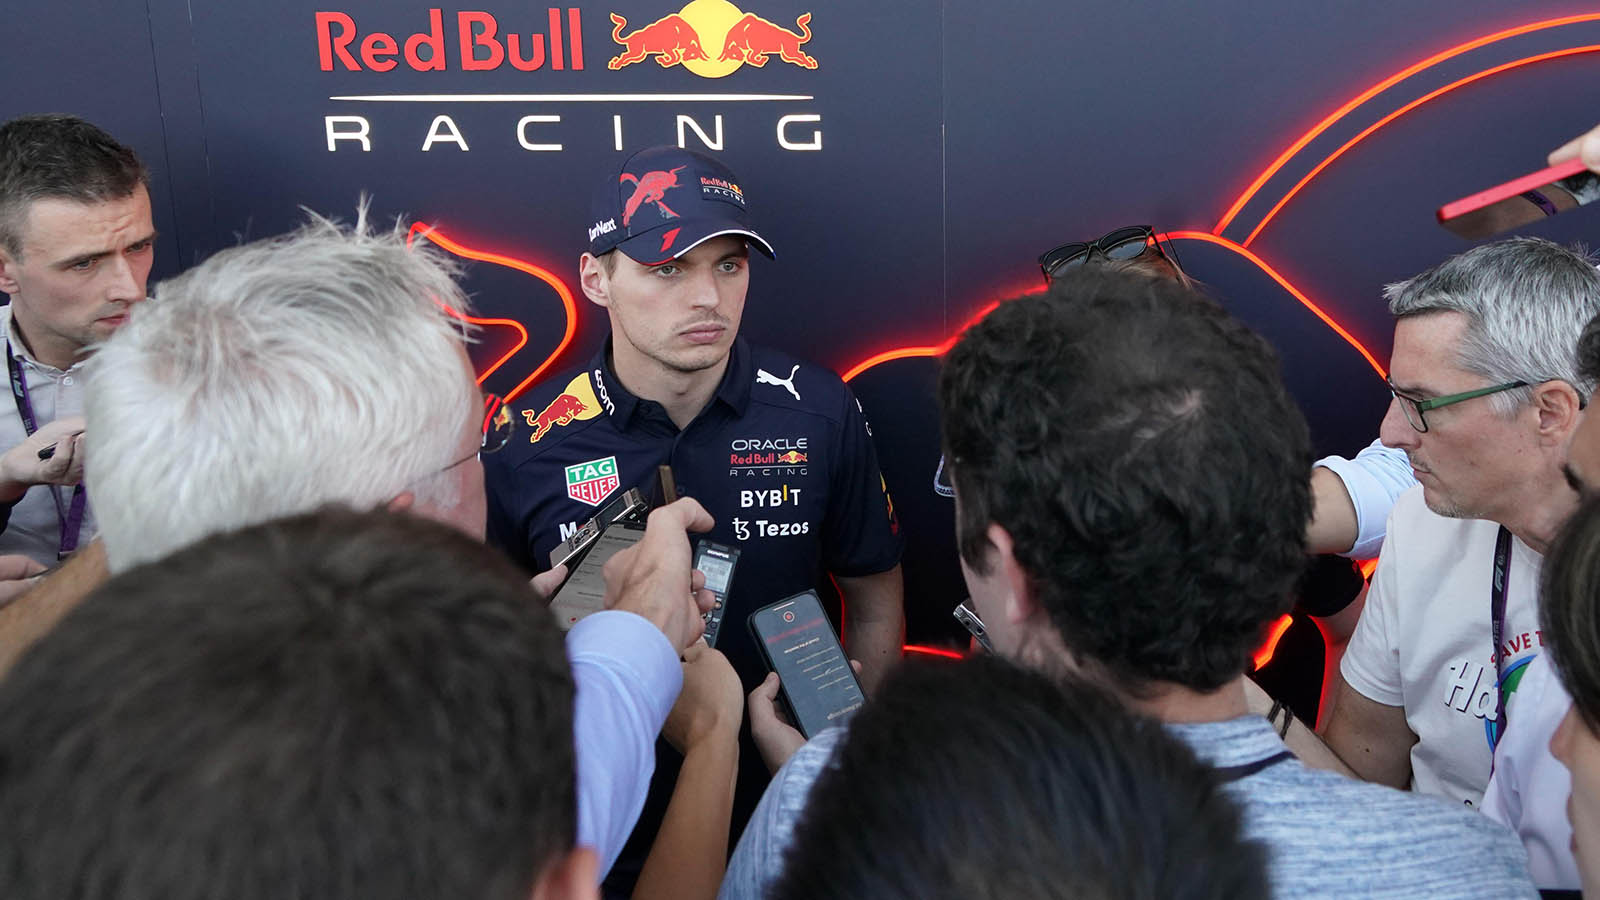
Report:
619,222,776,266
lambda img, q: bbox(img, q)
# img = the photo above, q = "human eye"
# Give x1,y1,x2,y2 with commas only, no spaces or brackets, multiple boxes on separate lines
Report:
652,263,680,277
717,257,746,274
67,257,98,272
127,239,154,254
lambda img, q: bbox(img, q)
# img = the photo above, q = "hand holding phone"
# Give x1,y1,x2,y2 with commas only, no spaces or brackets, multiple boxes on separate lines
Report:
747,590,865,738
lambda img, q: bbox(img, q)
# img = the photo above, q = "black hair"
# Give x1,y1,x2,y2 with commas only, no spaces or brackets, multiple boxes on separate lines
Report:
0,114,148,256
0,507,574,900
770,656,1270,900
1542,494,1600,731
939,268,1311,692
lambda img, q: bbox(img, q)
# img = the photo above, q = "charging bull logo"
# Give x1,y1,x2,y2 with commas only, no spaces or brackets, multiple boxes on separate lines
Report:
523,372,604,444
620,166,686,225
608,13,708,68
608,1,817,78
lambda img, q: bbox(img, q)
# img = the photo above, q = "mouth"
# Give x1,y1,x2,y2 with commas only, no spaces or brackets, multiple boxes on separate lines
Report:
679,322,727,344
95,313,128,327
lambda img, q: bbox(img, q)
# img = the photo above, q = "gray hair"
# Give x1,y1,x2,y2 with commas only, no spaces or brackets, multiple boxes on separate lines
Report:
0,114,148,257
85,208,476,572
1385,237,1600,415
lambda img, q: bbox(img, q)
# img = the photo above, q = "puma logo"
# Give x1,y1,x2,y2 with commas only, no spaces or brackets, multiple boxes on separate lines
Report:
756,364,801,401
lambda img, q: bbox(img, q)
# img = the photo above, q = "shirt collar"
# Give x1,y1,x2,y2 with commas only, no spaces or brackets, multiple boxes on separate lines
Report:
588,336,754,429
2,307,74,375
1163,714,1290,770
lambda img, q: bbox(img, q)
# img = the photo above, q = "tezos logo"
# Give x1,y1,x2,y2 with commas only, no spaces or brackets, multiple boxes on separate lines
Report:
565,456,620,506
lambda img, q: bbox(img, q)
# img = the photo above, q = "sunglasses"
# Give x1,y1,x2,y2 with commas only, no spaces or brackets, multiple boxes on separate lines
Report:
1038,225,1174,282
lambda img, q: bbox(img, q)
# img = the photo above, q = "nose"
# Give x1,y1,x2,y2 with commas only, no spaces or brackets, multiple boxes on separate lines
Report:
1378,396,1417,450
1553,705,1579,765
686,268,719,310
103,253,143,304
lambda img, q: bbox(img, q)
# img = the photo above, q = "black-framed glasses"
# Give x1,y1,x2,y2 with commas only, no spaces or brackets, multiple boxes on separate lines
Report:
1386,379,1527,433
480,392,513,454
1038,225,1172,282
952,600,993,653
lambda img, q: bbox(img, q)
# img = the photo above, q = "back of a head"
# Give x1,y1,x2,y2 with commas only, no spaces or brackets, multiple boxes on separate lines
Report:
0,114,147,257
85,211,477,572
1542,494,1600,732
1385,236,1600,413
939,269,1311,692
0,507,574,900
769,656,1270,900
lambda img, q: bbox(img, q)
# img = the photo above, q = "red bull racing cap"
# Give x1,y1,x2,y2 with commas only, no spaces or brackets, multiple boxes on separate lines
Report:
587,145,776,265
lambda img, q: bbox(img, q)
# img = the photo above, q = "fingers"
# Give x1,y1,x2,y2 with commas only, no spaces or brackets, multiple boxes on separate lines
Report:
1549,124,1600,172
0,554,46,580
647,496,714,536
681,638,707,663
528,564,568,603
849,658,863,675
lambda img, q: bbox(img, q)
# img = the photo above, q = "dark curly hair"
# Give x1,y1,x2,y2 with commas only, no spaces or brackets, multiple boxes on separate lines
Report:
938,268,1311,692
1541,495,1600,732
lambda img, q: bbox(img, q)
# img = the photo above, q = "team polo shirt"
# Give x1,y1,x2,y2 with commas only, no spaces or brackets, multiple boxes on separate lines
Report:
485,337,902,687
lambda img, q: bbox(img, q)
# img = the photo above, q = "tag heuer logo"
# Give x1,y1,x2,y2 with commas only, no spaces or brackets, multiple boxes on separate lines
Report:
566,456,620,506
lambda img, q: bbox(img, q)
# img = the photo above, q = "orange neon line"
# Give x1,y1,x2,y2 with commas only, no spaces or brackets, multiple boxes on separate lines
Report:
438,304,529,386
1243,44,1600,247
1162,231,1388,379
407,222,579,403
840,301,1002,383
904,644,966,660
1360,558,1378,579
1213,13,1600,236
1252,614,1296,670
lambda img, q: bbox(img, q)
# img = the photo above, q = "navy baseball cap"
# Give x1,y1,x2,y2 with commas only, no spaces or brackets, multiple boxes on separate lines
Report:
587,145,776,265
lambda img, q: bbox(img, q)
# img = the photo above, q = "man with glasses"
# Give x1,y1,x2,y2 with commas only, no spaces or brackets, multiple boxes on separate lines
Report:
1321,237,1600,810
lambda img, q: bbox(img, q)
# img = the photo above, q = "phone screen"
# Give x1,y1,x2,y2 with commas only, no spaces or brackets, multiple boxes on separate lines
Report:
748,591,864,737
549,524,644,629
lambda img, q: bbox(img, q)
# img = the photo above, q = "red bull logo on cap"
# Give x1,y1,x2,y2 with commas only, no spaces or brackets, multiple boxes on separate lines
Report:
609,1,817,77
620,165,686,225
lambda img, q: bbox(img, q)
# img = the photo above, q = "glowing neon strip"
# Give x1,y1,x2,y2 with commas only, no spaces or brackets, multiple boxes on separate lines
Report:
1213,13,1600,236
333,92,814,102
437,303,530,386
840,301,1001,382
1242,45,1600,247
1162,231,1387,378
407,223,578,403
904,644,965,660
1252,614,1296,670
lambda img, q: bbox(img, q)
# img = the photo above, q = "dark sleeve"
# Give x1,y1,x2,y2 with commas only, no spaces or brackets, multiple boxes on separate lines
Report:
1294,554,1365,618
484,458,535,573
821,386,903,576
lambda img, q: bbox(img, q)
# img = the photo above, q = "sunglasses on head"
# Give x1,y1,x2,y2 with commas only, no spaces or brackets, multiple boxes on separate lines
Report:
1038,225,1175,283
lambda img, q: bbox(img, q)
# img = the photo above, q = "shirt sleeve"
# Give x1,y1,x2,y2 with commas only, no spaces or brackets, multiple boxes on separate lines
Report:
718,728,845,900
568,610,682,878
821,388,903,577
1339,506,1406,707
1314,440,1417,560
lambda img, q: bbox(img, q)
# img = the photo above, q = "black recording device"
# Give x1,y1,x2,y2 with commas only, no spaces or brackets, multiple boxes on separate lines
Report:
748,590,865,738
693,540,739,647
546,487,649,629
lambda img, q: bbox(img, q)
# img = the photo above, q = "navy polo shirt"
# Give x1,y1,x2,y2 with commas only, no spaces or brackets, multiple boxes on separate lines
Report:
485,337,902,688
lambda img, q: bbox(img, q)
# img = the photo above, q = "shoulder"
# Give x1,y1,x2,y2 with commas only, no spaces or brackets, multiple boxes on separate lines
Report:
489,366,615,473
746,344,853,425
1241,762,1534,889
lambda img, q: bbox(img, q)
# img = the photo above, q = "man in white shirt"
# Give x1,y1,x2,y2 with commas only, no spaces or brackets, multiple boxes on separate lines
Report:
0,114,155,569
1323,237,1600,809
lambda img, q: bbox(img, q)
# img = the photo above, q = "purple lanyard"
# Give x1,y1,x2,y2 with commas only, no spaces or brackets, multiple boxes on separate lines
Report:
1488,526,1513,751
6,339,87,559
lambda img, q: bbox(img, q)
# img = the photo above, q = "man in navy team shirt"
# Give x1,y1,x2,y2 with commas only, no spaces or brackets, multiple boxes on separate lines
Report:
486,145,904,694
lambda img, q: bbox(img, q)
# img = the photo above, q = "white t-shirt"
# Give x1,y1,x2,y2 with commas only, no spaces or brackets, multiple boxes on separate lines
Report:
1483,654,1580,890
1342,487,1545,806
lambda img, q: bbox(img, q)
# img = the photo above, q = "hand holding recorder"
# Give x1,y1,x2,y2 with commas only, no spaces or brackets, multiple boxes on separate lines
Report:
600,497,717,652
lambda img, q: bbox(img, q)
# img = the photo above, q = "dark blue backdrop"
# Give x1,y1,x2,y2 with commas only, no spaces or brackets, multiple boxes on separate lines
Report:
8,0,1600,653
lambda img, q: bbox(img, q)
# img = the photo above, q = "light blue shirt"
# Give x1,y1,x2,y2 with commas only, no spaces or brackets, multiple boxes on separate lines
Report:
721,715,1535,899
1315,439,1416,559
568,610,682,878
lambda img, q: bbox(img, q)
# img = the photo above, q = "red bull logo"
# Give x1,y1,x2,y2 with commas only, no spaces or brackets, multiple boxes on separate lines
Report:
608,1,818,77
776,450,807,464
620,165,686,225
523,372,604,444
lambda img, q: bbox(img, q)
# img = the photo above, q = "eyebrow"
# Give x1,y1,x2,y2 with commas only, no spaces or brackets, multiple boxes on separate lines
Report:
49,229,158,270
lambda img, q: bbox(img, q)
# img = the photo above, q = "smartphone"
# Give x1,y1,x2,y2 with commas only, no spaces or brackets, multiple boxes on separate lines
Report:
693,540,739,647
748,590,865,738
549,521,645,629
547,488,647,571
1438,157,1598,239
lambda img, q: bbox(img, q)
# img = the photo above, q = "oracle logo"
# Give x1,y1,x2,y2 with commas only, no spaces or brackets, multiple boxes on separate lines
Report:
316,8,585,73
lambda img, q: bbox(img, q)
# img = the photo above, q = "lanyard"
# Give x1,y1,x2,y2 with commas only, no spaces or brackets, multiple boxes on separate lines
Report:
1489,526,1513,750
6,339,87,559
